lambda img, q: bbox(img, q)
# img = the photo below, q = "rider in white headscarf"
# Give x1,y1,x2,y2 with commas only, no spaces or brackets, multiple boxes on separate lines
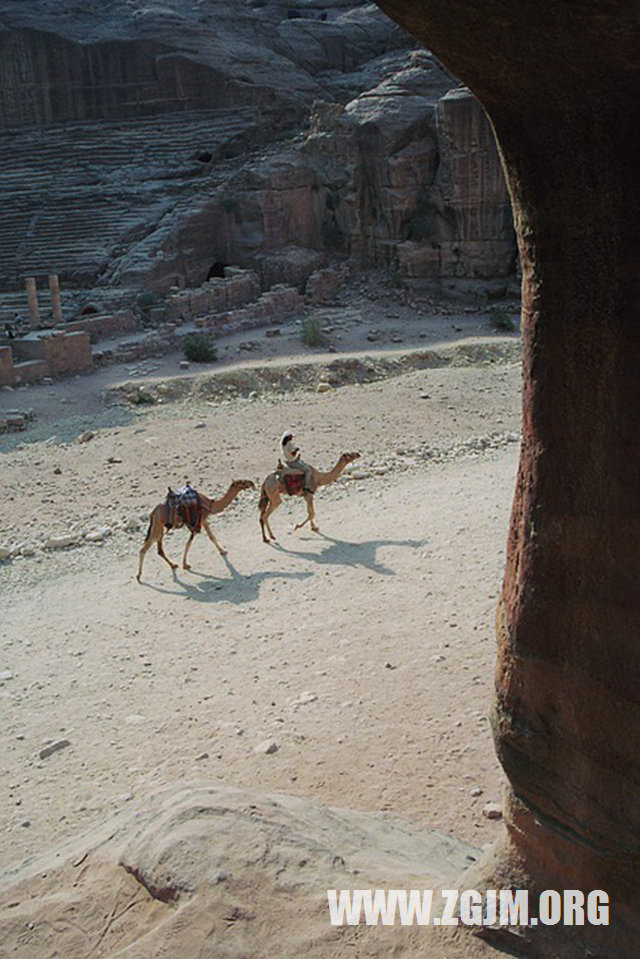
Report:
279,431,314,494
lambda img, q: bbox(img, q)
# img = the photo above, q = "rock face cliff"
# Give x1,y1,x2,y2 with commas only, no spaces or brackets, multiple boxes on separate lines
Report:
112,57,515,293
0,0,515,296
307,63,515,278
0,0,400,128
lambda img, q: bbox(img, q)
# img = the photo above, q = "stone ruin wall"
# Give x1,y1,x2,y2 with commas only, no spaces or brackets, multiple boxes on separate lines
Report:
0,329,91,387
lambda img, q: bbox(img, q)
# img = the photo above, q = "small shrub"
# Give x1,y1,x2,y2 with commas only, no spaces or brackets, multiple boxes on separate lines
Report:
488,307,516,332
301,316,326,348
182,334,218,363
220,196,238,213
136,290,159,313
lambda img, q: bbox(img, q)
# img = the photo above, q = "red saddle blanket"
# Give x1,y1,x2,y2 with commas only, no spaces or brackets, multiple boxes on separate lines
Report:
165,485,203,531
283,473,305,495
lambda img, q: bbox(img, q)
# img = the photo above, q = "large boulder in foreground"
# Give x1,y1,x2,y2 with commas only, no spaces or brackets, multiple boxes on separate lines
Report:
0,782,485,958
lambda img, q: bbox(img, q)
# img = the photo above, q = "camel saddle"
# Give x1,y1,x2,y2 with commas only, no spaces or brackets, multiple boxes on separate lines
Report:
165,484,203,531
282,473,305,495
275,458,306,496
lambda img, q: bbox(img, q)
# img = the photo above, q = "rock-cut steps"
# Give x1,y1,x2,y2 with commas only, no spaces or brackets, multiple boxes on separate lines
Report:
0,107,259,290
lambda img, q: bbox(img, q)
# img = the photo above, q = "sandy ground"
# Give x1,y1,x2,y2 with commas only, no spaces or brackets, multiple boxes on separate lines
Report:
0,331,521,883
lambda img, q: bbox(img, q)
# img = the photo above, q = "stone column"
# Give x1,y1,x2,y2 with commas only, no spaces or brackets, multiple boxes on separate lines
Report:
25,276,40,328
375,3,640,955
48,274,62,325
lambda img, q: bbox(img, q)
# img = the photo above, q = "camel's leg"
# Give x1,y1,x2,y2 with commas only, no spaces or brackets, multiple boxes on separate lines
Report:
203,519,227,556
156,527,178,571
137,524,154,582
260,494,280,543
182,530,196,570
138,515,175,581
304,493,319,533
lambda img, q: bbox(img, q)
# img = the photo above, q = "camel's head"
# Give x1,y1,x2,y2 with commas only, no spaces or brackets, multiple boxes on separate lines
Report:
231,478,256,492
340,451,360,465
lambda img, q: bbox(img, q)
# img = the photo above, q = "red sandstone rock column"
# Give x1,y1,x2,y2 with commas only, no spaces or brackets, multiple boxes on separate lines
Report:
25,276,40,328
48,274,62,324
375,2,640,954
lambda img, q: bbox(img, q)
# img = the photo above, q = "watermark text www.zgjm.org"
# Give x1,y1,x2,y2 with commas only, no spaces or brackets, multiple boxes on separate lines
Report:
326,888,609,927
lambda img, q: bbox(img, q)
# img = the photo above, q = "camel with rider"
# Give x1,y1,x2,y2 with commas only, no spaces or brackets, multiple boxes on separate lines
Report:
258,452,360,543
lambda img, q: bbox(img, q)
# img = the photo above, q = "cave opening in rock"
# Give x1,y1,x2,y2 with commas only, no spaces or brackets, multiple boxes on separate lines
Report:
206,261,228,281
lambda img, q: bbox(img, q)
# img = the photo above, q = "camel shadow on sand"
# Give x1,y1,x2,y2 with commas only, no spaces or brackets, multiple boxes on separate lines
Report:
139,554,313,604
268,533,427,577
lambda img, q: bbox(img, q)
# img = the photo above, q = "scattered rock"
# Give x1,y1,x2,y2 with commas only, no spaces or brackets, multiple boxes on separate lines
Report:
39,739,71,760
291,691,317,708
255,740,279,755
0,546,11,561
124,714,146,726
482,802,503,820
179,360,190,369
4,416,26,431
45,534,77,550
16,543,36,557
471,787,483,797
0,670,14,682
316,382,332,393
85,529,109,543
77,430,95,444
195,752,209,761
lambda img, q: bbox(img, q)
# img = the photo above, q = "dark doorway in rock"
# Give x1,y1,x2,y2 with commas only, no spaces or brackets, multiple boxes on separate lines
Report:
196,151,213,164
207,261,228,281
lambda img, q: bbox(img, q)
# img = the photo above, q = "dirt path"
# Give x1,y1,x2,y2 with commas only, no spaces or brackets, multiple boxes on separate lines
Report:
1,348,521,874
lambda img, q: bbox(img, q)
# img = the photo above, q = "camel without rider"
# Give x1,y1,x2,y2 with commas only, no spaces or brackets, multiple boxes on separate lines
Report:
258,452,359,543
137,479,254,581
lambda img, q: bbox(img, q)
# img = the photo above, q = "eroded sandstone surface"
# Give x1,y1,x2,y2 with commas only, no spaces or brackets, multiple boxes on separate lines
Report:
0,783,489,957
